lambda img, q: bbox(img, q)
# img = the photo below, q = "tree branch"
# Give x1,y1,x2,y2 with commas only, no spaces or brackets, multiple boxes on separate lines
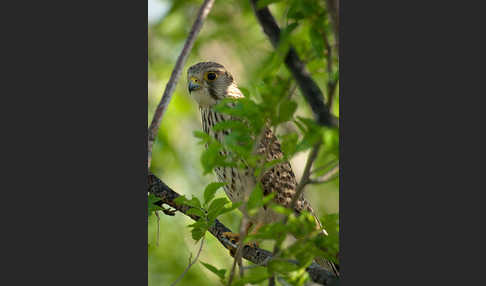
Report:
147,0,215,168
323,29,338,113
325,0,339,50
148,173,339,286
291,140,322,210
249,0,338,128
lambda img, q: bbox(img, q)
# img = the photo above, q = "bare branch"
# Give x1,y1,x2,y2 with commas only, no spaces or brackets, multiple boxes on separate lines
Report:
169,236,205,286
147,0,215,168
148,173,339,286
322,29,338,112
325,0,339,49
291,140,322,210
249,0,338,128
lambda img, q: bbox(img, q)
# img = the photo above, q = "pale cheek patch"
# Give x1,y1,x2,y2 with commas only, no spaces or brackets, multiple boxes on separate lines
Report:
192,89,217,107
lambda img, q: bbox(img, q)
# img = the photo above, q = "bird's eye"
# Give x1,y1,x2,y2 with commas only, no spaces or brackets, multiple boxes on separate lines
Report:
206,72,217,81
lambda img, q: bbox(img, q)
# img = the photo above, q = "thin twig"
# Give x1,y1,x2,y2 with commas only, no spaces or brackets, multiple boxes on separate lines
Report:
155,210,160,246
169,236,205,286
311,160,338,175
287,84,298,100
322,29,338,113
309,165,339,185
290,139,322,210
147,0,215,168
325,0,339,50
148,173,339,286
227,216,250,286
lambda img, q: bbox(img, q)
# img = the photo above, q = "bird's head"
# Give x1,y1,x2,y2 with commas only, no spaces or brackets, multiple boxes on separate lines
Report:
187,61,242,107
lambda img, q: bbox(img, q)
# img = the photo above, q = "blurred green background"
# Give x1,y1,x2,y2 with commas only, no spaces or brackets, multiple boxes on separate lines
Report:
148,0,339,285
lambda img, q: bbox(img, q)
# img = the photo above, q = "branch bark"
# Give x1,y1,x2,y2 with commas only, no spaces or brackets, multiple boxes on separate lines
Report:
249,0,338,128
325,0,339,49
147,0,215,168
148,173,339,286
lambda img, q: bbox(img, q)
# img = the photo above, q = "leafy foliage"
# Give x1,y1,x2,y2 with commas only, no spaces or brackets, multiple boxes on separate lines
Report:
147,193,163,217
148,0,339,285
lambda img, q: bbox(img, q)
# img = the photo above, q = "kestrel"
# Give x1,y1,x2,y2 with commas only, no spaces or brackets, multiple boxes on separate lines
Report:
187,61,338,275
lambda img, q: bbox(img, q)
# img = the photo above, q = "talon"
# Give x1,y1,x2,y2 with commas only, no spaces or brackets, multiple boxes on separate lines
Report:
248,241,258,248
222,232,258,257
161,207,177,216
222,232,239,256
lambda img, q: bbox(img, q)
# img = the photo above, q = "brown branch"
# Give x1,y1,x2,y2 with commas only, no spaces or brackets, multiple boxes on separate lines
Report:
249,0,338,128
148,173,339,286
291,140,322,210
325,0,339,50
147,0,215,168
323,30,338,113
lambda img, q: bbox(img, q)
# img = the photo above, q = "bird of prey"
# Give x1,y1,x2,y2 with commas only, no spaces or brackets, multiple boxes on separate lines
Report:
187,61,338,276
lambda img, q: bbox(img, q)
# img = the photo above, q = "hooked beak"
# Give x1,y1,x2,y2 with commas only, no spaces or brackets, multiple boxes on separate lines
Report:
188,77,201,93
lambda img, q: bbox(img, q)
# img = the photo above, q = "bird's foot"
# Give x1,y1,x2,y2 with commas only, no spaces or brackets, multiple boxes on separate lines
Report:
222,232,258,257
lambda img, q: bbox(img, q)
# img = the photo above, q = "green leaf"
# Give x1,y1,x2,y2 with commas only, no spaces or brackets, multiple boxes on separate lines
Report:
280,133,299,157
246,221,288,240
295,117,323,152
315,213,340,263
262,192,275,205
200,142,226,174
268,259,300,274
186,207,205,217
288,211,318,238
275,100,297,125
207,197,230,222
309,27,325,58
203,182,226,205
247,185,263,211
219,201,242,216
287,0,316,20
147,193,163,216
173,195,202,209
238,86,250,98
200,261,226,280
211,120,247,133
287,240,317,267
281,268,309,286
193,130,212,144
188,219,208,241
270,204,293,216
232,267,270,286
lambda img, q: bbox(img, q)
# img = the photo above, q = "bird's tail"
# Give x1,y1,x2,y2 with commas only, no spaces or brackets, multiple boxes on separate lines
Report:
312,214,340,277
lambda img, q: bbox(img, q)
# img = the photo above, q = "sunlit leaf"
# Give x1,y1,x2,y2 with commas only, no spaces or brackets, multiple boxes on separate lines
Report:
147,193,163,217
268,259,300,274
200,261,226,280
247,185,264,211
203,182,226,205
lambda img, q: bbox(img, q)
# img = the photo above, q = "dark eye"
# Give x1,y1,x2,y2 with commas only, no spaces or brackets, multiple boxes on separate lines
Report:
207,72,217,80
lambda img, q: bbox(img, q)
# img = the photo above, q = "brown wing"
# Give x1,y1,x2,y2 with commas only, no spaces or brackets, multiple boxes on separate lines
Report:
257,127,313,214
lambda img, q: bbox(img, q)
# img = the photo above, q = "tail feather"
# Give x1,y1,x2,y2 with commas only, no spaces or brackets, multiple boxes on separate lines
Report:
313,213,340,277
